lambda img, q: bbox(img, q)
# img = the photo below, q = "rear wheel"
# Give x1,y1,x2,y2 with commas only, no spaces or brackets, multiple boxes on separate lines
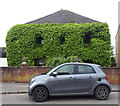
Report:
95,85,110,100
32,86,49,102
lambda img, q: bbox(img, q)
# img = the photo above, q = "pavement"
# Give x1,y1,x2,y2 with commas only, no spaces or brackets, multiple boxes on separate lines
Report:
2,92,119,104
0,82,120,93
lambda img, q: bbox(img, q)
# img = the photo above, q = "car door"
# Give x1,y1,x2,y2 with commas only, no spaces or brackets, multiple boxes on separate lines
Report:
48,64,76,94
75,64,97,93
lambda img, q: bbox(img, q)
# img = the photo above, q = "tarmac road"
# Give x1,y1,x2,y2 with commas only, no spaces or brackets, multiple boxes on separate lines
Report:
2,92,119,104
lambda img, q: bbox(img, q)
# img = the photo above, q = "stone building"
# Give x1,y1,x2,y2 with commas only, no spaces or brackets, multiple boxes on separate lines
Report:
115,25,120,67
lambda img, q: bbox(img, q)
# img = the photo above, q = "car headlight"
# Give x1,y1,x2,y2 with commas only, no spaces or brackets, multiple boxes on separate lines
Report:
30,78,36,85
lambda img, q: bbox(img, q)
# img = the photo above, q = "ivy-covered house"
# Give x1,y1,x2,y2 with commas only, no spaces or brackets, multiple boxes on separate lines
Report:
6,10,111,67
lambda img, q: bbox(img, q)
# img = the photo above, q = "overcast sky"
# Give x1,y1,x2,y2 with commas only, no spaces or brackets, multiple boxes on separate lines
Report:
0,0,119,54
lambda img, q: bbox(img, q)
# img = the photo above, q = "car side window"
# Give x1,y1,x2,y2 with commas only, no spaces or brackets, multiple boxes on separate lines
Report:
77,65,95,74
55,65,74,75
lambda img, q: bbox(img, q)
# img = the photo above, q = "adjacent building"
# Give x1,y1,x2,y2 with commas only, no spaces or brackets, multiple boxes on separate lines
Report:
115,25,120,67
0,47,8,67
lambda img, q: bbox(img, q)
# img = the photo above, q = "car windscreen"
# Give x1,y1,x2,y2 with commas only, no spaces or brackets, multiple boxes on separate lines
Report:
41,65,59,75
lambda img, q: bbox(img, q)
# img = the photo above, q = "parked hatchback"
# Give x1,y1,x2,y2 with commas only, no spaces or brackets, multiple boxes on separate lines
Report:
28,63,111,102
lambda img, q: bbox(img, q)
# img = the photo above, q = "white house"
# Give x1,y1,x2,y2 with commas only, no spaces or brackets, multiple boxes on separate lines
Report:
0,47,8,67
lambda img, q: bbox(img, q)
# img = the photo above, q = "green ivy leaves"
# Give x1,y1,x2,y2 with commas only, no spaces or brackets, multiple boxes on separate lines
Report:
6,23,111,67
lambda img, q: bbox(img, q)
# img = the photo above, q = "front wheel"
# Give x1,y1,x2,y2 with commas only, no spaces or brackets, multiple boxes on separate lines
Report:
32,86,49,102
94,85,110,100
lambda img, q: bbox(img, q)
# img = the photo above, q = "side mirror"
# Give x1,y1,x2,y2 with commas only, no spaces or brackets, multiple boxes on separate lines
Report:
51,72,57,76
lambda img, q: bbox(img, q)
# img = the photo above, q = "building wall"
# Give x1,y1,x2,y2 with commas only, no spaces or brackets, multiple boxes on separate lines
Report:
115,25,120,67
0,58,8,67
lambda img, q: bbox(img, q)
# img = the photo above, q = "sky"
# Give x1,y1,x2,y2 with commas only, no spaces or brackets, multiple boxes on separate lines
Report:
0,0,119,55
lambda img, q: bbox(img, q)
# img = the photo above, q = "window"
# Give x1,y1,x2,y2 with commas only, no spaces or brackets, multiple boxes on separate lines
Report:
83,35,91,44
0,48,6,58
36,36,44,44
58,36,65,44
77,65,95,74
83,31,91,44
83,59,93,63
55,65,74,75
34,58,46,66
98,66,104,72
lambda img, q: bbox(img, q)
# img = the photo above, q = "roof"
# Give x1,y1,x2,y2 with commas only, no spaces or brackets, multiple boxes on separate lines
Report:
26,10,100,24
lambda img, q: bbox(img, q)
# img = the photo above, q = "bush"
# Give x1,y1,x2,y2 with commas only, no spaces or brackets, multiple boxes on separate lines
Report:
66,56,83,63
6,23,111,67
45,57,66,66
45,56,83,66
111,57,116,67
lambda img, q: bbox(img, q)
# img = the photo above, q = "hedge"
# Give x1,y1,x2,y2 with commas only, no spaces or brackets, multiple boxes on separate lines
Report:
46,56,83,66
6,23,111,67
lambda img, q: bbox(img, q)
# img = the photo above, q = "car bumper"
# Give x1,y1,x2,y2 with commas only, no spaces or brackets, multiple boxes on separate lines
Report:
28,83,36,97
108,84,112,93
28,86,32,97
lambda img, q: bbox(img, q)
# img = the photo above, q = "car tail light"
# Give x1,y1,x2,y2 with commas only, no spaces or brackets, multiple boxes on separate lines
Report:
105,75,108,80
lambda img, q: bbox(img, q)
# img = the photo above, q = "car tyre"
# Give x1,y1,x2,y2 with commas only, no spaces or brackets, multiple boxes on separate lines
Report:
95,85,110,100
32,86,49,102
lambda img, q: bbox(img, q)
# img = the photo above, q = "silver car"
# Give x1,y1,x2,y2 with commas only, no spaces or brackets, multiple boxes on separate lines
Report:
28,63,111,102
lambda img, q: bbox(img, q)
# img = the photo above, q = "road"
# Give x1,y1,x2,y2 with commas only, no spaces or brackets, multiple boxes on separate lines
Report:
2,92,119,104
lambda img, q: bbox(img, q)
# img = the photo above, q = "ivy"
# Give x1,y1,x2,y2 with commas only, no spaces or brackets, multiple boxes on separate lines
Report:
45,56,83,67
6,23,111,67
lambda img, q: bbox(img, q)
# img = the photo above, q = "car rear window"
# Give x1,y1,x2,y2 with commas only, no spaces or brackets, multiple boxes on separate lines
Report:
98,66,104,72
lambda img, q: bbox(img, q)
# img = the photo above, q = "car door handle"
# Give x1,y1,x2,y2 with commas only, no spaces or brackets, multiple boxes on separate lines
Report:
89,76,93,78
67,77,73,80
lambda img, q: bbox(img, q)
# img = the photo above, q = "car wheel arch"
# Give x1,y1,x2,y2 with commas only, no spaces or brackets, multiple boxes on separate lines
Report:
94,84,111,95
31,85,50,96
